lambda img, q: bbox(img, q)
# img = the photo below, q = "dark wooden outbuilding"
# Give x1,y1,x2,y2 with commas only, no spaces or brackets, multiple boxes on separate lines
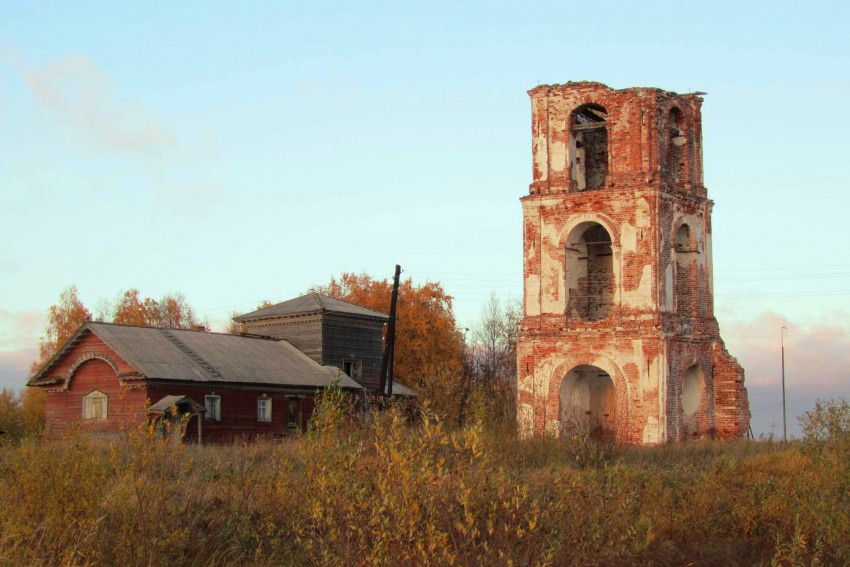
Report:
234,293,391,393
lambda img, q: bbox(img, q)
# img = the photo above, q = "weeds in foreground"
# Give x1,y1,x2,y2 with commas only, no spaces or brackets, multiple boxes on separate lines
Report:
0,398,848,566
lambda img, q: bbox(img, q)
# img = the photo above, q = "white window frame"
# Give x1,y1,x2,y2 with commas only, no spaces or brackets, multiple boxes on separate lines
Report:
83,390,108,420
205,395,221,421
257,397,272,422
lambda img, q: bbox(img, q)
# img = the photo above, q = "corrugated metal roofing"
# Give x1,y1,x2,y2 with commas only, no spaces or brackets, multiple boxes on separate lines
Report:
233,292,388,322
85,322,363,390
148,395,206,413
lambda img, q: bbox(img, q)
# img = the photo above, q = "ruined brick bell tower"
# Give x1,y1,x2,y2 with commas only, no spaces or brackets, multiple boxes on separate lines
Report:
516,82,750,443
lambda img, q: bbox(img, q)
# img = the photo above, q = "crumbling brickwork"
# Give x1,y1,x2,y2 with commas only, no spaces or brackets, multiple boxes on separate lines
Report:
517,81,750,444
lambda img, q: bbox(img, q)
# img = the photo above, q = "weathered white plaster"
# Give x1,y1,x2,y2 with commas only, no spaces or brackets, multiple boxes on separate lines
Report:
524,274,540,316
534,129,548,180
620,222,638,253
637,265,653,305
517,404,534,437
643,416,659,444
550,142,566,173
635,197,651,228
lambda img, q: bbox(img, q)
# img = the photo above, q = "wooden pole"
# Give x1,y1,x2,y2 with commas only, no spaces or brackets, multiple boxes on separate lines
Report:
380,265,401,397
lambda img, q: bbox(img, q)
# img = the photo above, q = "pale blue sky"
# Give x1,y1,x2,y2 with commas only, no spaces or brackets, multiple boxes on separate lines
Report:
2,0,849,436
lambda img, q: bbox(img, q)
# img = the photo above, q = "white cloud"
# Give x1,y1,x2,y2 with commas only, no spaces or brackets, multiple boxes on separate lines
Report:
19,53,176,158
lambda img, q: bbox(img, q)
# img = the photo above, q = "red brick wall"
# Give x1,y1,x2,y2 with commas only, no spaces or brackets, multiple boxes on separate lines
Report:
42,332,147,439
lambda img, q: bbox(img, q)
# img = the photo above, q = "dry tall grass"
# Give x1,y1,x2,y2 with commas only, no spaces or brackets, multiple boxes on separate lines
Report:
1,394,848,566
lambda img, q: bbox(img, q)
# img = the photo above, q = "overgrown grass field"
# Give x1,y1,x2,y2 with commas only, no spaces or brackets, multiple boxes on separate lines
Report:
1,396,848,566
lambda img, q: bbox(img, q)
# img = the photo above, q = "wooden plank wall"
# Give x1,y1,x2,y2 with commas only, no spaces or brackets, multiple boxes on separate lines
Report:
322,316,384,392
243,316,323,363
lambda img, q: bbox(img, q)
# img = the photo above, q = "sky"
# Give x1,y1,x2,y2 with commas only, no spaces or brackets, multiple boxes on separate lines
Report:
2,0,849,437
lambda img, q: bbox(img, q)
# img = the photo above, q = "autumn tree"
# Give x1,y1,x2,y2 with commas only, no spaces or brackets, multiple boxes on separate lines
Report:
112,288,161,326
313,272,464,413
156,292,200,329
27,285,91,435
33,285,92,372
106,289,203,329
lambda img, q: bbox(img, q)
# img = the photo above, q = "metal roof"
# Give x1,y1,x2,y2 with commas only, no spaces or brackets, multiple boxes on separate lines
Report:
35,322,363,391
233,292,388,322
148,395,206,414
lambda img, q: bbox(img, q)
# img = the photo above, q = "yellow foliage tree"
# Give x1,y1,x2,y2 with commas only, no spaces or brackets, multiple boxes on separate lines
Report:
111,289,201,329
32,285,92,373
112,288,161,326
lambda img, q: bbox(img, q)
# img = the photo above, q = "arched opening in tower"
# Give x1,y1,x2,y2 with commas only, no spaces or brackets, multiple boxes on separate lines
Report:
675,224,697,318
666,107,686,187
566,223,614,321
559,365,616,439
681,364,706,436
569,104,608,191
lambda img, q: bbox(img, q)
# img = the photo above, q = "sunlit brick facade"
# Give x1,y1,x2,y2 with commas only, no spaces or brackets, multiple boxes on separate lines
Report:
516,82,750,444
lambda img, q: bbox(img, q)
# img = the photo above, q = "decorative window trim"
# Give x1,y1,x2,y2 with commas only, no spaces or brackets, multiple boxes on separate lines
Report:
257,397,272,422
205,395,221,421
83,390,108,420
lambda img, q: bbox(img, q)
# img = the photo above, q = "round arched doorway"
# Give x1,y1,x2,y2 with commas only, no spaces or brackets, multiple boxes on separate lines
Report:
559,365,616,439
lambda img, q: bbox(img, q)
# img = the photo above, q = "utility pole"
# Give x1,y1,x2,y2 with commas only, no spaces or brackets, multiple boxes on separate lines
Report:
781,326,788,442
380,265,401,397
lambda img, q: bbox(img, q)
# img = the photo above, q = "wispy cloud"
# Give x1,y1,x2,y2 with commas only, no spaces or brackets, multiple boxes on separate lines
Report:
19,53,176,158
0,351,35,391
0,309,42,330
723,311,850,390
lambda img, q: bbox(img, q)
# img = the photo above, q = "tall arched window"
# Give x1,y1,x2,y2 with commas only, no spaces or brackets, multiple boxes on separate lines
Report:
566,222,614,321
666,108,686,187
674,224,697,318
569,104,608,191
